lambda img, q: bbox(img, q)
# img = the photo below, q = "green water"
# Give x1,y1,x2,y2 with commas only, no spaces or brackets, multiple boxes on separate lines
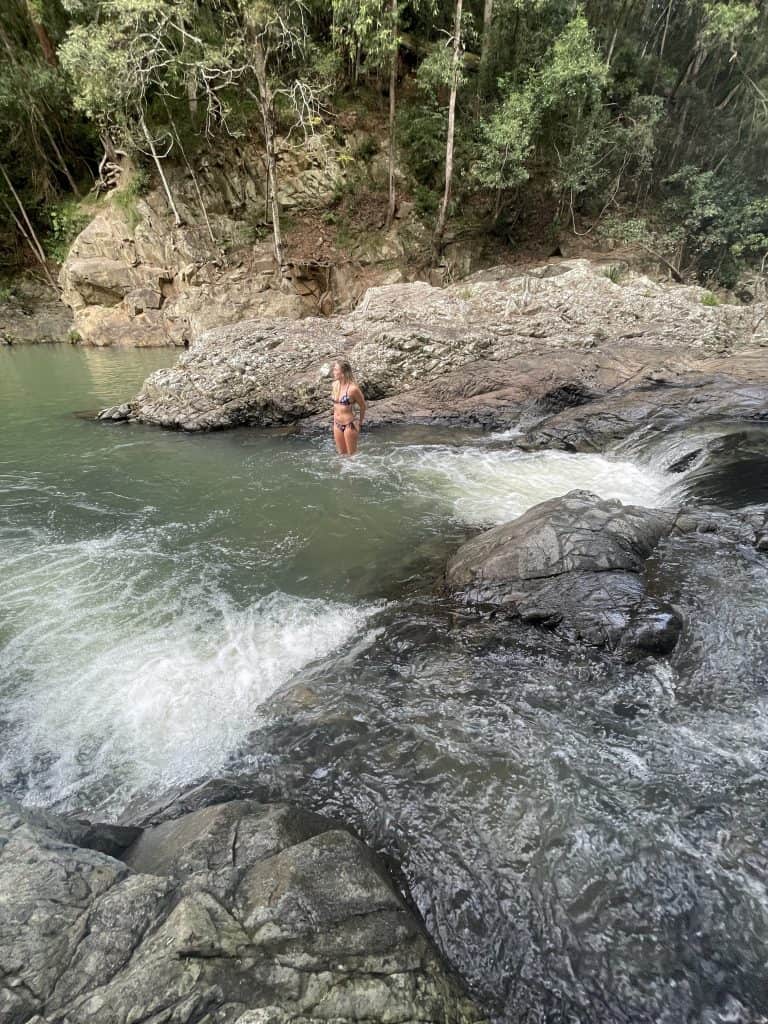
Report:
0,344,668,808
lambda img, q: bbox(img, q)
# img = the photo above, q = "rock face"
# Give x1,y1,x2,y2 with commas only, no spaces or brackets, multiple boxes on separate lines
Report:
0,280,74,345
101,259,768,431
444,491,768,653
0,796,484,1024
58,128,421,347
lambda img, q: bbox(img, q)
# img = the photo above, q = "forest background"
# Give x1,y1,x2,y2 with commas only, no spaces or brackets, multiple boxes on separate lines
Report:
1,0,767,292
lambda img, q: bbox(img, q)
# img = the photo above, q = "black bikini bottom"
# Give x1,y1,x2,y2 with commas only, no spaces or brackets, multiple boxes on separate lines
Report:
334,420,357,433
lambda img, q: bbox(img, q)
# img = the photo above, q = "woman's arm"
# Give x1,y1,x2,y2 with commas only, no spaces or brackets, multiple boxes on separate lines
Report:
352,385,366,428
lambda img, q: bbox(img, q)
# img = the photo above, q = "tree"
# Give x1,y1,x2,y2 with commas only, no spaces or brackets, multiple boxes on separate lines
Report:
432,0,464,262
238,0,321,273
472,82,535,222
331,0,401,227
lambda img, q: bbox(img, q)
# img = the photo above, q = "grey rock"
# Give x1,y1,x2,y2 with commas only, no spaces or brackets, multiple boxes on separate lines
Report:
445,491,677,649
445,492,768,651
0,797,485,1024
102,259,768,432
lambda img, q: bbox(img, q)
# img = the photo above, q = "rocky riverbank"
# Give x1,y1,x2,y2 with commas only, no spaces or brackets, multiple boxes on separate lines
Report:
0,784,485,1024
98,259,768,439
0,279,73,346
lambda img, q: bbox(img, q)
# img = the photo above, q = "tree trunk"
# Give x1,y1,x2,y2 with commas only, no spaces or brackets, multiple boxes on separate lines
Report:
479,0,494,95
432,0,463,264
140,116,183,227
187,76,198,118
252,40,285,274
385,0,398,229
0,162,58,288
35,112,82,197
165,103,214,243
25,0,58,66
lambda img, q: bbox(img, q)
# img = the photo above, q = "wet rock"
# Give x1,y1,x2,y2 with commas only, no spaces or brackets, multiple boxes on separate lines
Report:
0,796,484,1024
520,377,768,453
619,603,684,662
445,491,677,649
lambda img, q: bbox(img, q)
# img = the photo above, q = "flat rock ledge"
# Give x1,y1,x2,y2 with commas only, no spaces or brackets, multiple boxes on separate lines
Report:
0,796,485,1024
444,491,768,654
98,260,768,435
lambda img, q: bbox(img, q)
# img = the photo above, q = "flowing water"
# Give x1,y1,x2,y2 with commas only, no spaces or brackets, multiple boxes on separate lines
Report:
2,345,767,1023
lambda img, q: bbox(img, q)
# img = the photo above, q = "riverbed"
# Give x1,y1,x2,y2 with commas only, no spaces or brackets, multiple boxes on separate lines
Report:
2,344,767,1023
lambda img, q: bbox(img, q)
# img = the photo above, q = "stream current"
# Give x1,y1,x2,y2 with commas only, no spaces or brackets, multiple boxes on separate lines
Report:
1,345,767,1022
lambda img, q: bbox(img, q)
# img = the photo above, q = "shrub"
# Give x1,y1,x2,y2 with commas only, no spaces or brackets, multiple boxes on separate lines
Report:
45,199,92,263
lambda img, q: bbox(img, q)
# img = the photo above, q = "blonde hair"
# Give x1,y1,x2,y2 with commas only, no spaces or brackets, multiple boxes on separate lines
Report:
333,358,355,384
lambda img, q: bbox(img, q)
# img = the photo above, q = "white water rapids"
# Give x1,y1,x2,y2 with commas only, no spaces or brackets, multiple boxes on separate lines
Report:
0,418,670,810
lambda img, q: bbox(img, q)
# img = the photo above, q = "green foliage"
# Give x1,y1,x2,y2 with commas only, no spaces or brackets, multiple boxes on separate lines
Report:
44,198,91,262
701,291,720,306
701,2,758,46
471,82,535,210
663,168,768,286
602,264,625,284
397,102,445,189
413,184,439,217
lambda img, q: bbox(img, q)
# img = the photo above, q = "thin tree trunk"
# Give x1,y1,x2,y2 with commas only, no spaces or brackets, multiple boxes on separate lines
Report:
251,41,285,273
25,0,58,66
607,0,631,65
186,76,198,118
479,0,494,95
140,115,182,227
164,102,214,243
385,0,398,229
432,0,463,264
650,0,674,87
0,163,58,288
35,112,82,197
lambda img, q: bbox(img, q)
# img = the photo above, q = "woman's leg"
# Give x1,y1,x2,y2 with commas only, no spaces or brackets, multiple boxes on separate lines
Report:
333,423,349,455
345,422,359,455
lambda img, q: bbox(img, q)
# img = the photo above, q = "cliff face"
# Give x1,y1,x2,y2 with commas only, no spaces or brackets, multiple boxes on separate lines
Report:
56,129,423,348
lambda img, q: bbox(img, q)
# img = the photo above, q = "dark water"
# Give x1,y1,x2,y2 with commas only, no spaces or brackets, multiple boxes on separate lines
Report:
2,345,768,1023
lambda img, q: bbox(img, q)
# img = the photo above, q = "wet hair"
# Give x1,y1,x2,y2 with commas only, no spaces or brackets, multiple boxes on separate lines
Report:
333,358,355,383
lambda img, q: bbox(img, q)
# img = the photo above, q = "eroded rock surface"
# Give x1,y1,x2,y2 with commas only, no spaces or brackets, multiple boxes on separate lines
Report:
445,490,679,651
444,491,768,654
0,796,484,1024
0,280,73,345
101,259,768,432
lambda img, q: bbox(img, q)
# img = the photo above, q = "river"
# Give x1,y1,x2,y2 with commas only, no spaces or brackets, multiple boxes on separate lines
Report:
1,344,767,1022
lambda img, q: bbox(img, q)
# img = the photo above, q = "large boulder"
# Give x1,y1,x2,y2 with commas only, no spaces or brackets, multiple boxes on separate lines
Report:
0,797,485,1024
445,491,681,653
100,259,768,430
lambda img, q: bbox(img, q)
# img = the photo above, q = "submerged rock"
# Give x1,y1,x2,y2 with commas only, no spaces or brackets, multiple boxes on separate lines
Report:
0,796,484,1024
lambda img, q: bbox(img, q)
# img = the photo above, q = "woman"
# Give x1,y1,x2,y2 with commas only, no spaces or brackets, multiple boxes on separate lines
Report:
331,358,365,456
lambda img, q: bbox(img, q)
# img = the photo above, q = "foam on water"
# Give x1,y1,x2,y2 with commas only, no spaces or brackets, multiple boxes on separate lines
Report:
337,445,671,526
0,523,378,809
